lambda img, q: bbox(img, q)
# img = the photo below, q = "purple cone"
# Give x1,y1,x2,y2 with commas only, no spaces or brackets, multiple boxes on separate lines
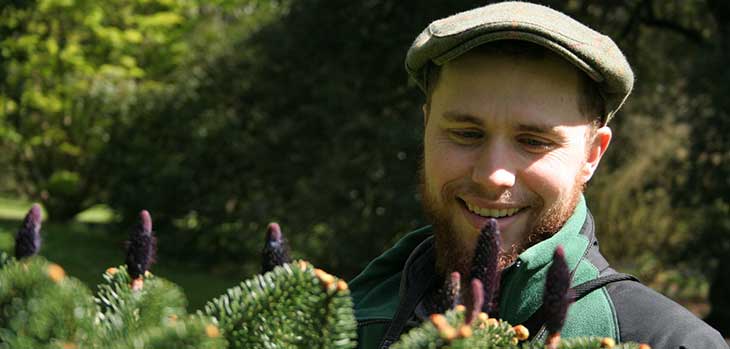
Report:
125,210,157,279
448,271,462,309
470,218,501,314
14,204,43,259
261,222,291,273
543,246,574,335
465,278,484,325
424,271,461,314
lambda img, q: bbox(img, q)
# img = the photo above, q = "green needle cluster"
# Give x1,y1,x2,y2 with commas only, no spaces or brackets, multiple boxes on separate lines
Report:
203,261,357,349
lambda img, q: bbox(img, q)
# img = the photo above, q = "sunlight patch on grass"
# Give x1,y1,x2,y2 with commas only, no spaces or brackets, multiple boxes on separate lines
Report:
76,204,115,223
0,197,43,221
0,197,114,224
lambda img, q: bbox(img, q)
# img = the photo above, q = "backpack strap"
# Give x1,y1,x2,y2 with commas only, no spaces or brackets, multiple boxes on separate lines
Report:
522,272,639,339
570,273,639,302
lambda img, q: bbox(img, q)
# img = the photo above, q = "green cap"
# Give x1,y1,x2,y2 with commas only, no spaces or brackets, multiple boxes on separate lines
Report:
405,1,634,124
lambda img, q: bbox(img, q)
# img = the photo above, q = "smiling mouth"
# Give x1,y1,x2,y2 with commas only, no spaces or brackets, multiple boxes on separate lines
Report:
463,200,525,219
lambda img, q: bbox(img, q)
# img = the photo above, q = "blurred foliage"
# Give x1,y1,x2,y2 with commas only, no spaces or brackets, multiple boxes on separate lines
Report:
97,0,485,278
1,0,729,336
0,0,198,220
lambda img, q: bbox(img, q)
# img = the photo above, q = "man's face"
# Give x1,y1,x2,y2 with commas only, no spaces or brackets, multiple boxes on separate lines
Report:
421,51,611,276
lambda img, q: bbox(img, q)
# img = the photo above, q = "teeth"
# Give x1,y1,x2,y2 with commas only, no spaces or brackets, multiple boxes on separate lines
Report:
465,202,521,218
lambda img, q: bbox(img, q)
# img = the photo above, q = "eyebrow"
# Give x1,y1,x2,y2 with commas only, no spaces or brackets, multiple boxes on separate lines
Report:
441,111,484,125
442,111,564,136
515,122,561,135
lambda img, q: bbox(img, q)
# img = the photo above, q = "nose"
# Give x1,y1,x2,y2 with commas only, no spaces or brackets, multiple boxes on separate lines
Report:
471,144,516,189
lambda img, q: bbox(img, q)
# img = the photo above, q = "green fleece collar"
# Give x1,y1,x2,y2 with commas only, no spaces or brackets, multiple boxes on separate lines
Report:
351,196,591,324
499,195,590,324
350,226,433,320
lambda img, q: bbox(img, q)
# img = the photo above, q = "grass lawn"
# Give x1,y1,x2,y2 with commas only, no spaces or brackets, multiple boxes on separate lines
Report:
0,197,244,311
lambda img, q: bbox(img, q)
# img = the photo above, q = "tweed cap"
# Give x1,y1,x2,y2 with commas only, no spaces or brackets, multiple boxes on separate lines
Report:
406,1,634,124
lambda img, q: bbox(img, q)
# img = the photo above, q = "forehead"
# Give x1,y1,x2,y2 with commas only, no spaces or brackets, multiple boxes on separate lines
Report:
430,49,588,128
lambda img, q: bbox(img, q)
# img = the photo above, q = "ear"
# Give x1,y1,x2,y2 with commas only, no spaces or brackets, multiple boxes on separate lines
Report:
581,126,612,183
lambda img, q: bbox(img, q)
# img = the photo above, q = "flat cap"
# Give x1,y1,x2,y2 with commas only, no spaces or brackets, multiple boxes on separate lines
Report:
406,1,634,124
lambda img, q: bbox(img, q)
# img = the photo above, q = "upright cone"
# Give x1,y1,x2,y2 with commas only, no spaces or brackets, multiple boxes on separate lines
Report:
470,218,501,314
15,204,43,260
543,245,574,349
126,210,157,282
261,222,291,273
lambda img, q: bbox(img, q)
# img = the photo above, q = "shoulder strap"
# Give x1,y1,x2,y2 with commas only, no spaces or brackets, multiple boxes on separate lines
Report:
570,273,639,302
378,275,437,349
378,239,439,349
523,272,639,339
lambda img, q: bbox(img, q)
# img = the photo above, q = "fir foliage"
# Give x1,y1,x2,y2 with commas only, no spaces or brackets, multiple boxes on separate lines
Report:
0,257,97,348
0,207,652,348
390,307,646,349
107,314,227,349
203,261,357,349
95,265,188,344
0,252,11,270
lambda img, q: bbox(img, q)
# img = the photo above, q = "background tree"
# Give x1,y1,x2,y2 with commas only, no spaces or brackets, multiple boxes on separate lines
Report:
0,0,196,220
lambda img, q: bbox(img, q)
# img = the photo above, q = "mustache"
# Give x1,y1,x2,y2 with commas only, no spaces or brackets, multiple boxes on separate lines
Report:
441,180,536,207
417,159,538,208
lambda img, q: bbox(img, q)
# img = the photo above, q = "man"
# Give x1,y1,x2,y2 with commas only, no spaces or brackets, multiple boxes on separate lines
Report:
349,2,728,348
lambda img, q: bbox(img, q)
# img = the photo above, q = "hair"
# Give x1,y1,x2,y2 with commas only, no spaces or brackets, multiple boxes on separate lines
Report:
423,41,605,133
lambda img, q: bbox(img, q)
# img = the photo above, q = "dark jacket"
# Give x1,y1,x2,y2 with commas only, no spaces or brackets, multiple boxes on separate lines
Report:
350,198,728,349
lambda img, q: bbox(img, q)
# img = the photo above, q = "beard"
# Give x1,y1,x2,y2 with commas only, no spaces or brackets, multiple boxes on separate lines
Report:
419,161,585,280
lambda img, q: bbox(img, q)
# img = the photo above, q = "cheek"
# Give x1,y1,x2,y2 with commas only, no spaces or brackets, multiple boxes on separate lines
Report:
423,130,475,195
521,151,583,201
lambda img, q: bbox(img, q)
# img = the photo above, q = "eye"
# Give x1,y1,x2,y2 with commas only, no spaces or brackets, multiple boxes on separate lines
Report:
518,136,554,152
448,129,483,144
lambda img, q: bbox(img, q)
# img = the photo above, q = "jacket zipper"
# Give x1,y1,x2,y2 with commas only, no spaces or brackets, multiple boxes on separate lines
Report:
357,319,391,328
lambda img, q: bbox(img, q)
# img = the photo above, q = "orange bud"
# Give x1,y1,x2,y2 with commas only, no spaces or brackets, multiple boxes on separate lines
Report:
455,304,466,312
131,277,144,291
47,263,65,283
458,325,472,338
546,332,561,349
61,342,77,349
298,260,308,271
487,318,499,327
314,268,335,288
105,267,118,275
433,313,458,340
205,324,220,338
512,325,529,341
430,314,449,328
337,280,348,291
600,338,616,348
439,327,457,340
638,345,651,349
